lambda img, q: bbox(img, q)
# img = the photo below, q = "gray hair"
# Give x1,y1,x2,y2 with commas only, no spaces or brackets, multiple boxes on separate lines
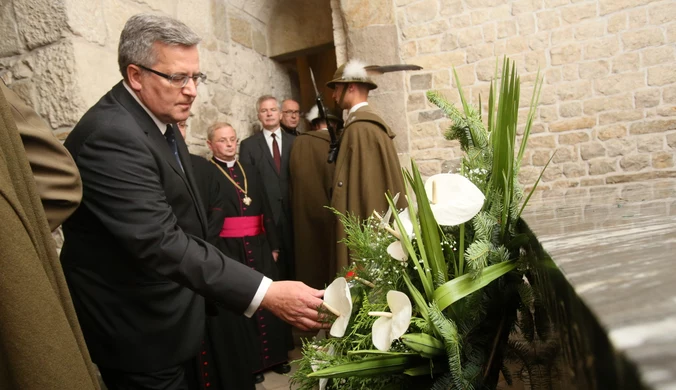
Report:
207,122,234,141
118,14,201,80
256,95,279,111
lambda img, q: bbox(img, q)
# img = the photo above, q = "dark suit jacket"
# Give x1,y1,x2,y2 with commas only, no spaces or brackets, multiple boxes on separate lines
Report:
61,82,264,372
238,130,294,227
239,130,295,278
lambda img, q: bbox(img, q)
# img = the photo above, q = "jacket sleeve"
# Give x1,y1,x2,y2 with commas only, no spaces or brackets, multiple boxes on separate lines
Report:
238,139,254,166
2,82,82,231
73,126,263,313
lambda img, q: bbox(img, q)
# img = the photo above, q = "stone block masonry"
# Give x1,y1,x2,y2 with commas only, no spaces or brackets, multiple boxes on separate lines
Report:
393,0,676,189
0,0,296,156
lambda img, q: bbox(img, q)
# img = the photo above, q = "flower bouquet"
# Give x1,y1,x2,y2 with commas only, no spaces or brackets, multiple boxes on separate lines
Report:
291,58,548,390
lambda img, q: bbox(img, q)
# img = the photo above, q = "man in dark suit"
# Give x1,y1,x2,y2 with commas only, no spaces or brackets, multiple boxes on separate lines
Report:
61,14,326,390
239,96,296,282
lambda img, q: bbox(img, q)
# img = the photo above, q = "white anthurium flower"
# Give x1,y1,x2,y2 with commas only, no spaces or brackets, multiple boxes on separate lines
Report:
386,240,408,262
369,290,413,351
311,344,335,390
424,173,485,226
386,209,415,262
379,192,400,228
323,277,353,337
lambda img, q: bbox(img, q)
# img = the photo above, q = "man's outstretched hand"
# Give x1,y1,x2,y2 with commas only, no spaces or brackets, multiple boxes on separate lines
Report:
261,281,331,331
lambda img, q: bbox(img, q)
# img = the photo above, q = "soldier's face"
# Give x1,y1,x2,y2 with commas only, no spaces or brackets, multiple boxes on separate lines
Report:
332,84,348,109
208,126,238,161
257,99,281,130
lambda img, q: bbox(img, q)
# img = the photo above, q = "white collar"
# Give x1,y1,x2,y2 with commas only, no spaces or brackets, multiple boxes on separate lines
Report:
348,101,369,116
213,155,237,168
123,81,170,134
262,128,282,138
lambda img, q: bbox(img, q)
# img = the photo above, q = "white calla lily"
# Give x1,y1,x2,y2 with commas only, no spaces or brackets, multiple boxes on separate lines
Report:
386,241,408,262
369,291,412,351
323,277,353,337
379,192,400,228
310,344,335,390
386,209,415,262
424,173,485,226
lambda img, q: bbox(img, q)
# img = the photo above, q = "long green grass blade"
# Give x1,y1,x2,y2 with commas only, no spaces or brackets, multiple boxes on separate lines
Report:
518,151,555,219
387,192,434,299
517,69,542,165
402,272,430,323
408,161,448,286
347,350,419,356
433,260,516,311
308,355,418,378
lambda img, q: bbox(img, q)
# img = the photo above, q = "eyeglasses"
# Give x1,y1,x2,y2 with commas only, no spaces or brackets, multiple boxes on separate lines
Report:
137,64,207,88
282,110,301,116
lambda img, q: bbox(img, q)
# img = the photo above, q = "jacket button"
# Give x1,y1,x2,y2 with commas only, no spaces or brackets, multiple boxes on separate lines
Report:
338,181,343,187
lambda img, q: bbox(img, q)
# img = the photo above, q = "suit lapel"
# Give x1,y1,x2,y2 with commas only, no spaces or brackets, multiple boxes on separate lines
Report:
115,84,207,236
175,130,207,235
257,132,279,177
281,131,294,179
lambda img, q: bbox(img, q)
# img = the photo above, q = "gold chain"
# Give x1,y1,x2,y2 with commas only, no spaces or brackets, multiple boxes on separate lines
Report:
210,159,251,205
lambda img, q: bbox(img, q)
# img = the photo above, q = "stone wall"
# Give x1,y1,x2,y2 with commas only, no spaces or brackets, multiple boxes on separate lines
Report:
391,0,676,188
0,0,296,156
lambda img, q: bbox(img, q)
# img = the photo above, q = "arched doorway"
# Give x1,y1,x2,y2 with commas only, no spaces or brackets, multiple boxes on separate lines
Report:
267,0,338,119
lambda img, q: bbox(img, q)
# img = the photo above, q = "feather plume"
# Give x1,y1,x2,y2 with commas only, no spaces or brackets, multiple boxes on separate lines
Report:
365,64,423,75
306,105,319,122
343,59,368,80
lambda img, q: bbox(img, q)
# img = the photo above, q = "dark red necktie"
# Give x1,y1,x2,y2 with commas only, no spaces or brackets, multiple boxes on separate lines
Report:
271,133,281,173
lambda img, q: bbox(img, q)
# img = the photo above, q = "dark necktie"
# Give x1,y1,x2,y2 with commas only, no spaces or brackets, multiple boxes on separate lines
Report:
165,124,184,171
271,132,281,173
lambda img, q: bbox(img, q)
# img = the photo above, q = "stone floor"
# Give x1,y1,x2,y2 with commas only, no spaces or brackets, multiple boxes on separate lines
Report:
255,347,302,390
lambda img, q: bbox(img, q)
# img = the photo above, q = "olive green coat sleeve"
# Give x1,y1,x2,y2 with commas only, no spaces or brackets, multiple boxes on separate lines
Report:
0,81,99,389
1,82,82,231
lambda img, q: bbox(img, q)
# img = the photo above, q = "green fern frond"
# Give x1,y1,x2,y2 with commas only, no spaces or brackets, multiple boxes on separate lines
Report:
472,212,495,243
429,303,464,390
465,240,492,278
516,282,534,308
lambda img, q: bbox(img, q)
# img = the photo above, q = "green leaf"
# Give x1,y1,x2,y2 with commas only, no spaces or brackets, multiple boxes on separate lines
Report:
347,350,419,356
518,151,555,219
403,361,448,377
433,260,516,311
308,355,419,378
408,162,448,286
387,192,434,299
401,333,446,358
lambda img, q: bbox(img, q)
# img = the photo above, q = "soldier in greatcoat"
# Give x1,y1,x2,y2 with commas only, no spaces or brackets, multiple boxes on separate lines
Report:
326,60,406,272
289,105,342,289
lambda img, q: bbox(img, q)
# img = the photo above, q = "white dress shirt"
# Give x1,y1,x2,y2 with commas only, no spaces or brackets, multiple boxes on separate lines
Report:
262,128,283,157
123,82,271,318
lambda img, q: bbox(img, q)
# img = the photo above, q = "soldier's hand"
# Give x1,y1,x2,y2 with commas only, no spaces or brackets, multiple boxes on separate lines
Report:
261,281,330,331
